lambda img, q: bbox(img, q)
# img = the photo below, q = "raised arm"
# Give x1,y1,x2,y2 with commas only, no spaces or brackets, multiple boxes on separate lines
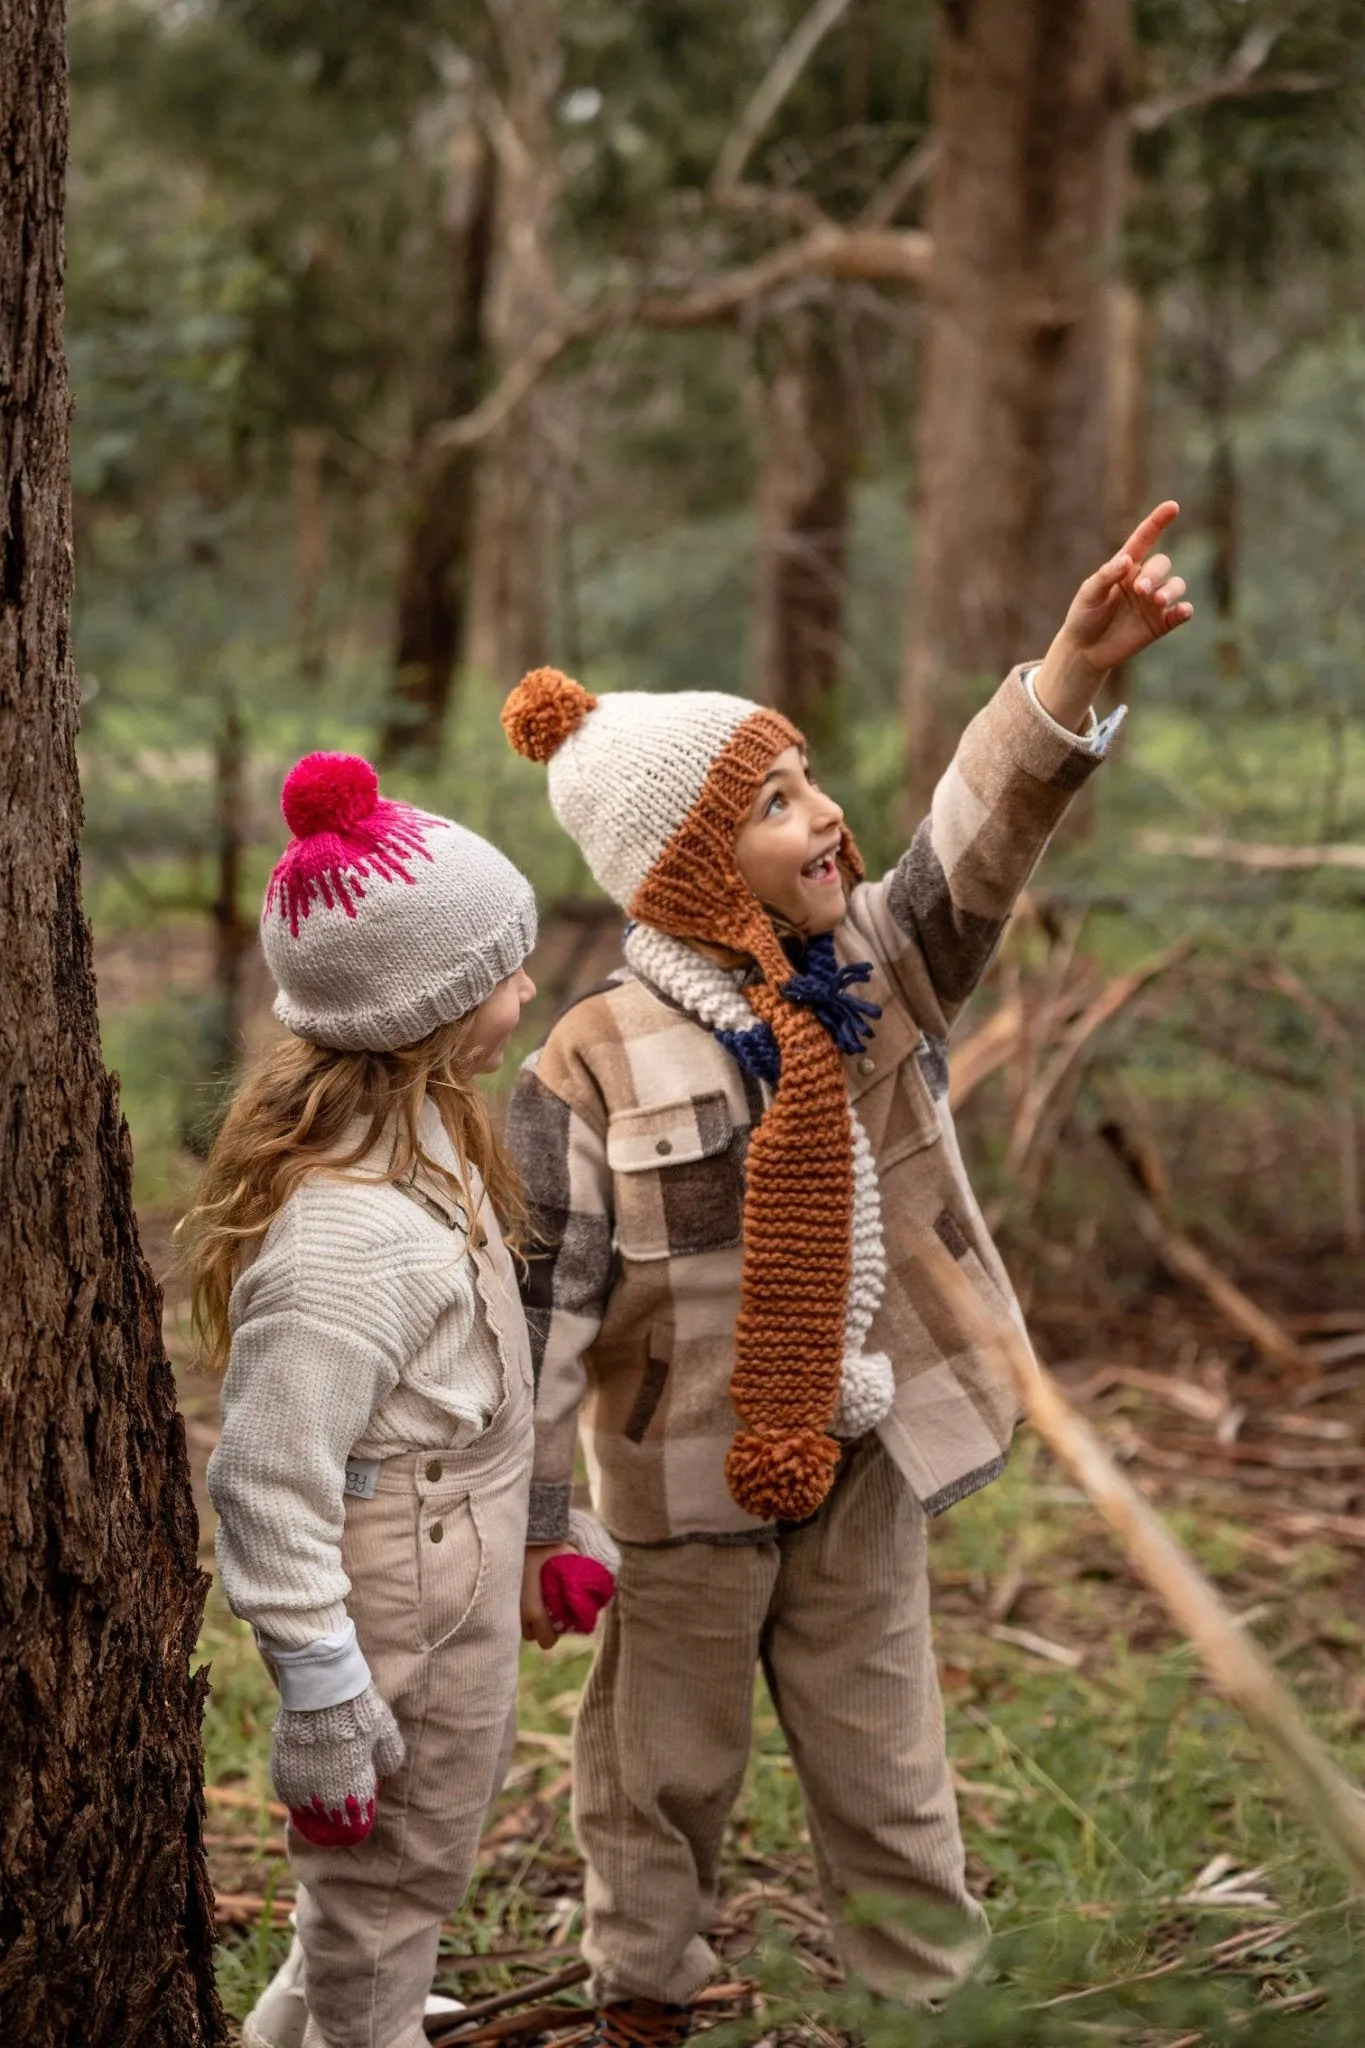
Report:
848,504,1192,1035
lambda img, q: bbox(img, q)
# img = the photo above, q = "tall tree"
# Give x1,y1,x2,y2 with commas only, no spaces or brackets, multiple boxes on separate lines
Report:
905,0,1132,798
381,112,497,766
752,292,857,733
0,5,221,2042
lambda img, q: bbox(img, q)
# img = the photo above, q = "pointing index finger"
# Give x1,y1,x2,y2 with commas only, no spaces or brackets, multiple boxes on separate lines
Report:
1120,499,1180,565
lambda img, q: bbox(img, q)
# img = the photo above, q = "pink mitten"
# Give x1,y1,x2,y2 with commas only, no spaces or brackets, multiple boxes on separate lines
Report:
541,1552,616,1635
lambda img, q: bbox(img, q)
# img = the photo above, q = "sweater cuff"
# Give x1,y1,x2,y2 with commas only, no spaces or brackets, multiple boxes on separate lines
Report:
528,1480,573,1544
261,1620,372,1710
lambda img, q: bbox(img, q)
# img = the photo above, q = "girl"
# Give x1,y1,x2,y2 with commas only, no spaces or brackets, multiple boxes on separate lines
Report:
501,506,1193,2047
187,751,543,2048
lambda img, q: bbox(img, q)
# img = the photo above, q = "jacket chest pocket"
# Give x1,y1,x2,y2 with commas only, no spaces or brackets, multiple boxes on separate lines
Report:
607,1091,745,1263
845,1005,943,1170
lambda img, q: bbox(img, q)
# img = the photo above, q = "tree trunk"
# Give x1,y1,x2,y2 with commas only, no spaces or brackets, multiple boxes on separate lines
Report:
381,120,497,767
1203,288,1239,679
290,426,328,686
752,297,856,740
465,0,562,688
905,0,1132,803
0,9,222,2043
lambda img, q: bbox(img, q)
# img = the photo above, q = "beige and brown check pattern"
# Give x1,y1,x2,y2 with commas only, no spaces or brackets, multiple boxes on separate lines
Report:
507,667,1115,1544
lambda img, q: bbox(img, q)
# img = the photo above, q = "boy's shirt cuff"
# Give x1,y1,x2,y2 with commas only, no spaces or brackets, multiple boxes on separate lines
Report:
1021,664,1126,756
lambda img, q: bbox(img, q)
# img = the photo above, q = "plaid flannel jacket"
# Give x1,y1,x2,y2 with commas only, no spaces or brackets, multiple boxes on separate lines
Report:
507,667,1119,1544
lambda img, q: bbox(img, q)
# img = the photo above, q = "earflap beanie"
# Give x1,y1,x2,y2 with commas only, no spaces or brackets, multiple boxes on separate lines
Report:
261,752,537,1052
503,669,888,1525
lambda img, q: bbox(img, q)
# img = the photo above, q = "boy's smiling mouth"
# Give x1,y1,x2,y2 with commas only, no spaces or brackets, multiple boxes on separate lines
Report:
800,845,842,886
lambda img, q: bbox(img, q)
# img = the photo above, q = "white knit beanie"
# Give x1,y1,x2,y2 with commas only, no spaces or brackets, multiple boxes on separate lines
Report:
501,668,757,909
260,752,537,1052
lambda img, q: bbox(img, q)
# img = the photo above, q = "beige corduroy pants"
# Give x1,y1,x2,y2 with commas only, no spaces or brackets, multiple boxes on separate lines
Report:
292,1364,531,2048
573,1433,987,2008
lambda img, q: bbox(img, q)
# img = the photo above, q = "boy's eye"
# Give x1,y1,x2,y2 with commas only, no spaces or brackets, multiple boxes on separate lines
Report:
764,791,787,817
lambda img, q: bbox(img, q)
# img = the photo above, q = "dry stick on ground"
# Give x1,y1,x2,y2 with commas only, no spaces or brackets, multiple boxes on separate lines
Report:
1097,1113,1318,1380
931,1256,1365,1892
1004,940,1195,1185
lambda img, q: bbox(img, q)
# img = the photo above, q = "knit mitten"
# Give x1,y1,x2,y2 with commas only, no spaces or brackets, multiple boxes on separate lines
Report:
541,1507,621,1636
271,1683,405,1848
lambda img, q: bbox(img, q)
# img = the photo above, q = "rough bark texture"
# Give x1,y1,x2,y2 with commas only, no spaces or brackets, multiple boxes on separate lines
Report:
752,299,856,737
381,121,497,766
905,0,1131,799
0,6,223,2042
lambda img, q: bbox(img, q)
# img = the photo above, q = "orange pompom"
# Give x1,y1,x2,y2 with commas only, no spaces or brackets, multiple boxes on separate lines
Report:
501,667,598,763
724,1426,842,1523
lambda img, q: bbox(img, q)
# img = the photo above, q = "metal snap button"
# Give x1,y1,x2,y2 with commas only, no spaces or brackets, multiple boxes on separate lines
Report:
425,1460,443,1483
655,1138,673,1156
429,1522,444,1544
857,1055,876,1075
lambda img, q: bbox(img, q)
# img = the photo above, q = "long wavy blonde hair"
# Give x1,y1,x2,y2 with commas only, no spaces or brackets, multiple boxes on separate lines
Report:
178,1014,526,1371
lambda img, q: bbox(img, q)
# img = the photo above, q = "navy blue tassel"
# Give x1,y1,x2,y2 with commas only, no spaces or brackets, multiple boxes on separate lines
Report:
778,933,881,1056
713,934,880,1083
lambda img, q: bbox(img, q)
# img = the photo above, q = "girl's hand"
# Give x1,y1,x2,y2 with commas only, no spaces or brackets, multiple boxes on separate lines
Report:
521,1542,573,1650
1034,501,1194,732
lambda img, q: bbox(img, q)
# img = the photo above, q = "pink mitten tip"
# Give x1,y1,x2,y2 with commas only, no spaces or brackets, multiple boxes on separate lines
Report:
541,1553,616,1635
288,1791,376,1848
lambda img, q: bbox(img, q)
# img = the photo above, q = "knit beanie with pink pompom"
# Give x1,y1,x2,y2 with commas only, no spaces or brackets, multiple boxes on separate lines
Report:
259,752,537,1052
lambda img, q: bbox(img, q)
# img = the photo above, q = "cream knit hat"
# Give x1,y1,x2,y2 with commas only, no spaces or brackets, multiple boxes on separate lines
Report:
261,752,537,1052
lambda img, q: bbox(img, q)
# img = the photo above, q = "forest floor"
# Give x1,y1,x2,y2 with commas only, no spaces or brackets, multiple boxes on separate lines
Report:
153,1207,1365,2048
102,844,1365,2044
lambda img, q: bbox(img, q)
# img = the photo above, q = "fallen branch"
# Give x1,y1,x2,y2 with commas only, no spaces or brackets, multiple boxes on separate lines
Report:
213,1889,294,1928
1098,1115,1317,1380
205,1782,288,1823
426,1962,590,2042
931,1256,1365,1892
1138,830,1365,872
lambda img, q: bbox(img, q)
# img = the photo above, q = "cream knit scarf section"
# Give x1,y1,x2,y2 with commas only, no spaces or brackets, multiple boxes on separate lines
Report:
624,922,894,1439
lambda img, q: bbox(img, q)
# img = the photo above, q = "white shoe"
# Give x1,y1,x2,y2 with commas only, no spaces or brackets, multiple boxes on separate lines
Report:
245,1941,464,2048
242,1936,306,2048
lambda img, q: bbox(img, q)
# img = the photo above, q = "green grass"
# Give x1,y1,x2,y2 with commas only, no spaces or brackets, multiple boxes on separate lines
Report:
199,1443,1365,2037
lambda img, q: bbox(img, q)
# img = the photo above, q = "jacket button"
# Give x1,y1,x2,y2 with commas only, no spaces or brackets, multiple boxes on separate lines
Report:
426,1460,443,1483
857,1055,877,1075
429,1522,444,1544
655,1138,673,1156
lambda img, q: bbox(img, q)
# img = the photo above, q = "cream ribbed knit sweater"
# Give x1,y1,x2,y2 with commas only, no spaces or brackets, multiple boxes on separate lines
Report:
207,1110,505,1705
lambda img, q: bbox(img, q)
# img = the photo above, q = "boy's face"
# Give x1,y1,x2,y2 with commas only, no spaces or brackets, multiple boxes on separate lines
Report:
734,744,847,937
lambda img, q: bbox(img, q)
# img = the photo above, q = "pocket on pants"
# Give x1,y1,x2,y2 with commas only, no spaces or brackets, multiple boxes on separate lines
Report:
417,1494,486,1649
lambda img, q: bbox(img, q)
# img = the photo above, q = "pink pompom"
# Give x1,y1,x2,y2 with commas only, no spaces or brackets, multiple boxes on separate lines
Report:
281,752,380,839
541,1553,617,1636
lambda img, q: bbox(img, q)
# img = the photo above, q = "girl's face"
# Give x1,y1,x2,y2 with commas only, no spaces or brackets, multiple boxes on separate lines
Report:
466,966,537,1073
734,744,847,937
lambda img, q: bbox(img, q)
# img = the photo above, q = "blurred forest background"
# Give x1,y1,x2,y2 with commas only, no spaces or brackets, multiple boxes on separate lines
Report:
63,0,1365,2037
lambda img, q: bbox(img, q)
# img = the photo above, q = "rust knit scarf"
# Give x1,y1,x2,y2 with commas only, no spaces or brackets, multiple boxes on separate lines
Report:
629,711,866,1523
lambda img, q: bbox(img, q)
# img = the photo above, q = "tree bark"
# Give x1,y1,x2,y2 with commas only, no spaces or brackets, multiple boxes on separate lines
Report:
1203,287,1239,679
905,0,1132,803
752,297,856,737
0,7,222,2042
464,0,562,688
381,119,497,766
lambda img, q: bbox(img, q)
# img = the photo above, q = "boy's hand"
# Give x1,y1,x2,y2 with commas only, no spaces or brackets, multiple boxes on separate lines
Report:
1034,501,1193,733
521,1542,573,1650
